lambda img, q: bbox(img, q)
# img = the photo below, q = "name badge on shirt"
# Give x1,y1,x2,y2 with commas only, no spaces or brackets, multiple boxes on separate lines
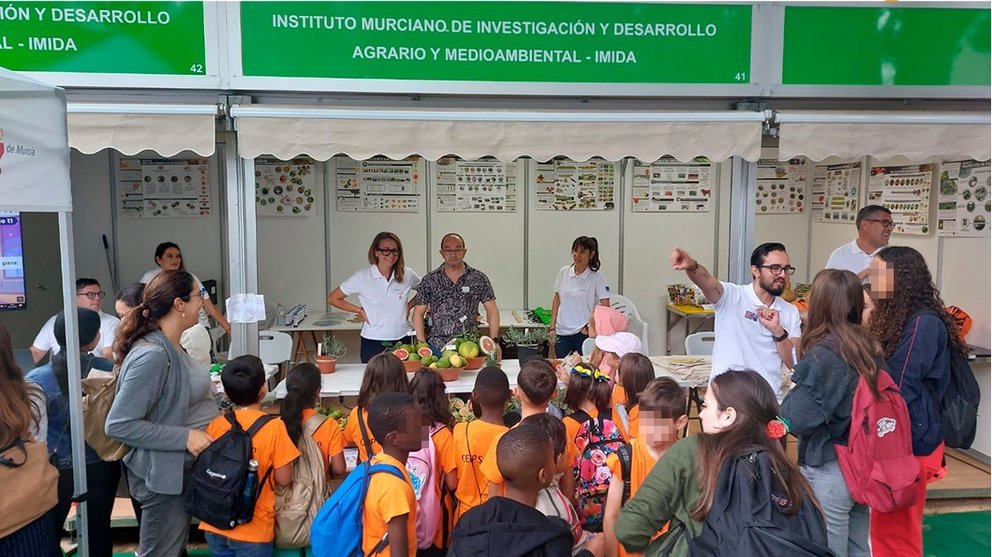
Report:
461,286,470,293
743,310,759,322
459,315,467,323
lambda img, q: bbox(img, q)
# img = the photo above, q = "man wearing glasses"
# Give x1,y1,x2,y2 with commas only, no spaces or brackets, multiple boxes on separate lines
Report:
671,243,801,399
825,205,893,282
29,277,120,364
414,233,499,353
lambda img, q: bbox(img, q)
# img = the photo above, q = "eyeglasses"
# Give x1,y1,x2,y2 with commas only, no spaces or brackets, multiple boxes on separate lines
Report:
376,248,400,256
758,265,796,276
77,290,107,300
865,218,895,229
441,248,465,255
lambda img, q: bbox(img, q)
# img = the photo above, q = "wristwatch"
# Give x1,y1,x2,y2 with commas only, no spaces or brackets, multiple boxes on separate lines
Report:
772,329,789,343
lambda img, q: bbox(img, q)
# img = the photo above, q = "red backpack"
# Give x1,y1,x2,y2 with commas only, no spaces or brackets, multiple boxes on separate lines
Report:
834,369,921,513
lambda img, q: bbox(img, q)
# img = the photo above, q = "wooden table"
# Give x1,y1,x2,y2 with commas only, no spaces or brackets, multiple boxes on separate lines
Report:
665,303,716,354
272,308,547,364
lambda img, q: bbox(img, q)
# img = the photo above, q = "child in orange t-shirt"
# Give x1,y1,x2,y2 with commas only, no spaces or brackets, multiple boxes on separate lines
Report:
480,359,564,499
201,356,300,554
611,354,659,441
279,362,346,479
603,377,687,557
408,369,459,554
343,353,410,462
362,392,427,557
452,367,511,521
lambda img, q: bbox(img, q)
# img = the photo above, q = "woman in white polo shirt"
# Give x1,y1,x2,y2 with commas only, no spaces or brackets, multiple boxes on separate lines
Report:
328,232,421,363
550,236,611,358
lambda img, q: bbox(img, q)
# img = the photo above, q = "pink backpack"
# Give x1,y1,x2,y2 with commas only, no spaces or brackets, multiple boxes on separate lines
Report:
406,423,444,549
834,369,921,513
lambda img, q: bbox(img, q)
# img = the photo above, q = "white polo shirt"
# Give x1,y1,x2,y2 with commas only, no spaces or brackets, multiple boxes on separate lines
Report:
32,310,120,357
710,282,802,397
554,265,611,335
825,240,878,282
141,268,211,328
340,265,421,341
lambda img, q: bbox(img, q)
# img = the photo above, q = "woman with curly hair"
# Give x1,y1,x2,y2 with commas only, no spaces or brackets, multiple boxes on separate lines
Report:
866,246,964,557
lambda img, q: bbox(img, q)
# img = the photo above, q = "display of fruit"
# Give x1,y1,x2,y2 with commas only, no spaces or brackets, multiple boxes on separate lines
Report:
458,341,480,359
479,336,498,355
417,347,433,358
392,348,409,360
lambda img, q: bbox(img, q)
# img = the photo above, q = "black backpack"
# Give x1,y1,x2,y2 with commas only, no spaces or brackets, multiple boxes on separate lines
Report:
185,412,273,530
941,350,980,449
687,451,832,557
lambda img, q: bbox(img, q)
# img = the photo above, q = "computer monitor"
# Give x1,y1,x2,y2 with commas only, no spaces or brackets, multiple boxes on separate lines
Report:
0,212,26,310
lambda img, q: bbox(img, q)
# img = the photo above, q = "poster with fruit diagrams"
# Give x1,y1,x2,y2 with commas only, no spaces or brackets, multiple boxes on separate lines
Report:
631,157,713,212
254,158,317,216
756,158,808,215
867,163,933,235
436,158,518,212
117,158,211,218
937,159,991,237
534,159,618,211
811,161,860,223
335,157,423,212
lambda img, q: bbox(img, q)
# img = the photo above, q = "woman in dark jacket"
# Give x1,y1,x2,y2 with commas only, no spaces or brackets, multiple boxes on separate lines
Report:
866,246,964,557
782,269,882,557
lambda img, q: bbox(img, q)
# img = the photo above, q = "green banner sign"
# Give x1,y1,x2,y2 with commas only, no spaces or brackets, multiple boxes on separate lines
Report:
783,6,991,87
0,1,206,75
240,1,752,84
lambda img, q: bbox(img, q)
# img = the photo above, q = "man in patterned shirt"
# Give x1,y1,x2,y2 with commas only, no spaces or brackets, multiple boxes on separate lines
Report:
413,233,500,352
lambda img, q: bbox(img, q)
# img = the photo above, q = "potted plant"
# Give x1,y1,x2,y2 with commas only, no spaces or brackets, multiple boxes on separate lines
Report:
315,333,347,374
503,326,550,363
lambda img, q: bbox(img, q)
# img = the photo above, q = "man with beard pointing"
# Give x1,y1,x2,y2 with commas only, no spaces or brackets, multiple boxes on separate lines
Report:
671,243,801,400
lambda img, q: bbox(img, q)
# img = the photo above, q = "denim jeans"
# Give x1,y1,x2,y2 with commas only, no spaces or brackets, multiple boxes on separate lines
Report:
801,460,870,557
205,532,273,557
554,332,588,359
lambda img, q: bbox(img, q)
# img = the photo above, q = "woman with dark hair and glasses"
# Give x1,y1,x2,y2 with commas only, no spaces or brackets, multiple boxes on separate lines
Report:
328,232,422,362
550,236,611,359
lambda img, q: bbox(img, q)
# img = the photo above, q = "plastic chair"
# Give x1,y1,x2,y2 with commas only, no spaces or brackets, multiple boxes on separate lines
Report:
610,294,649,355
259,329,293,382
581,337,596,357
684,332,716,356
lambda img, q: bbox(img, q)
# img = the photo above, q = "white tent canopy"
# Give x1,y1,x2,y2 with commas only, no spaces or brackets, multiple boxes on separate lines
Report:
232,105,765,162
0,66,91,555
777,110,992,162
67,102,218,157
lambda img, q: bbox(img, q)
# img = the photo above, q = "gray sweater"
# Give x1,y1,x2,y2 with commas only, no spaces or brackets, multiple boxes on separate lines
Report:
105,330,216,495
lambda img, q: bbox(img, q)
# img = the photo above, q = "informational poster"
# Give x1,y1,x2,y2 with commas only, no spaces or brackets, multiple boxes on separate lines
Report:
436,158,518,212
335,157,423,212
811,161,860,223
534,159,617,211
756,158,807,215
631,157,713,212
255,158,317,216
867,163,933,235
937,159,991,237
117,158,211,218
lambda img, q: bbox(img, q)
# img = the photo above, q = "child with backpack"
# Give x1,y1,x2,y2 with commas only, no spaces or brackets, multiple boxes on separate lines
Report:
525,413,601,555
449,424,603,557
603,377,688,557
194,355,300,556
782,269,916,557
274,363,346,555
615,370,830,557
408,369,458,556
312,392,425,557
481,359,567,499
343,353,410,462
452,367,511,521
563,363,625,532
610,353,656,441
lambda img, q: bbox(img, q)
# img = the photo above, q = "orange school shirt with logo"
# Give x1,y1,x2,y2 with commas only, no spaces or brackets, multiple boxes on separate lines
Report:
364,452,418,557
302,408,345,474
344,406,380,462
605,437,668,557
611,385,641,441
453,419,508,521
199,410,300,543
480,418,573,489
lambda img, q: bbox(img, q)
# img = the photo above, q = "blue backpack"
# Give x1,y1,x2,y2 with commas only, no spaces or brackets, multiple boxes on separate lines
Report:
311,462,405,557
